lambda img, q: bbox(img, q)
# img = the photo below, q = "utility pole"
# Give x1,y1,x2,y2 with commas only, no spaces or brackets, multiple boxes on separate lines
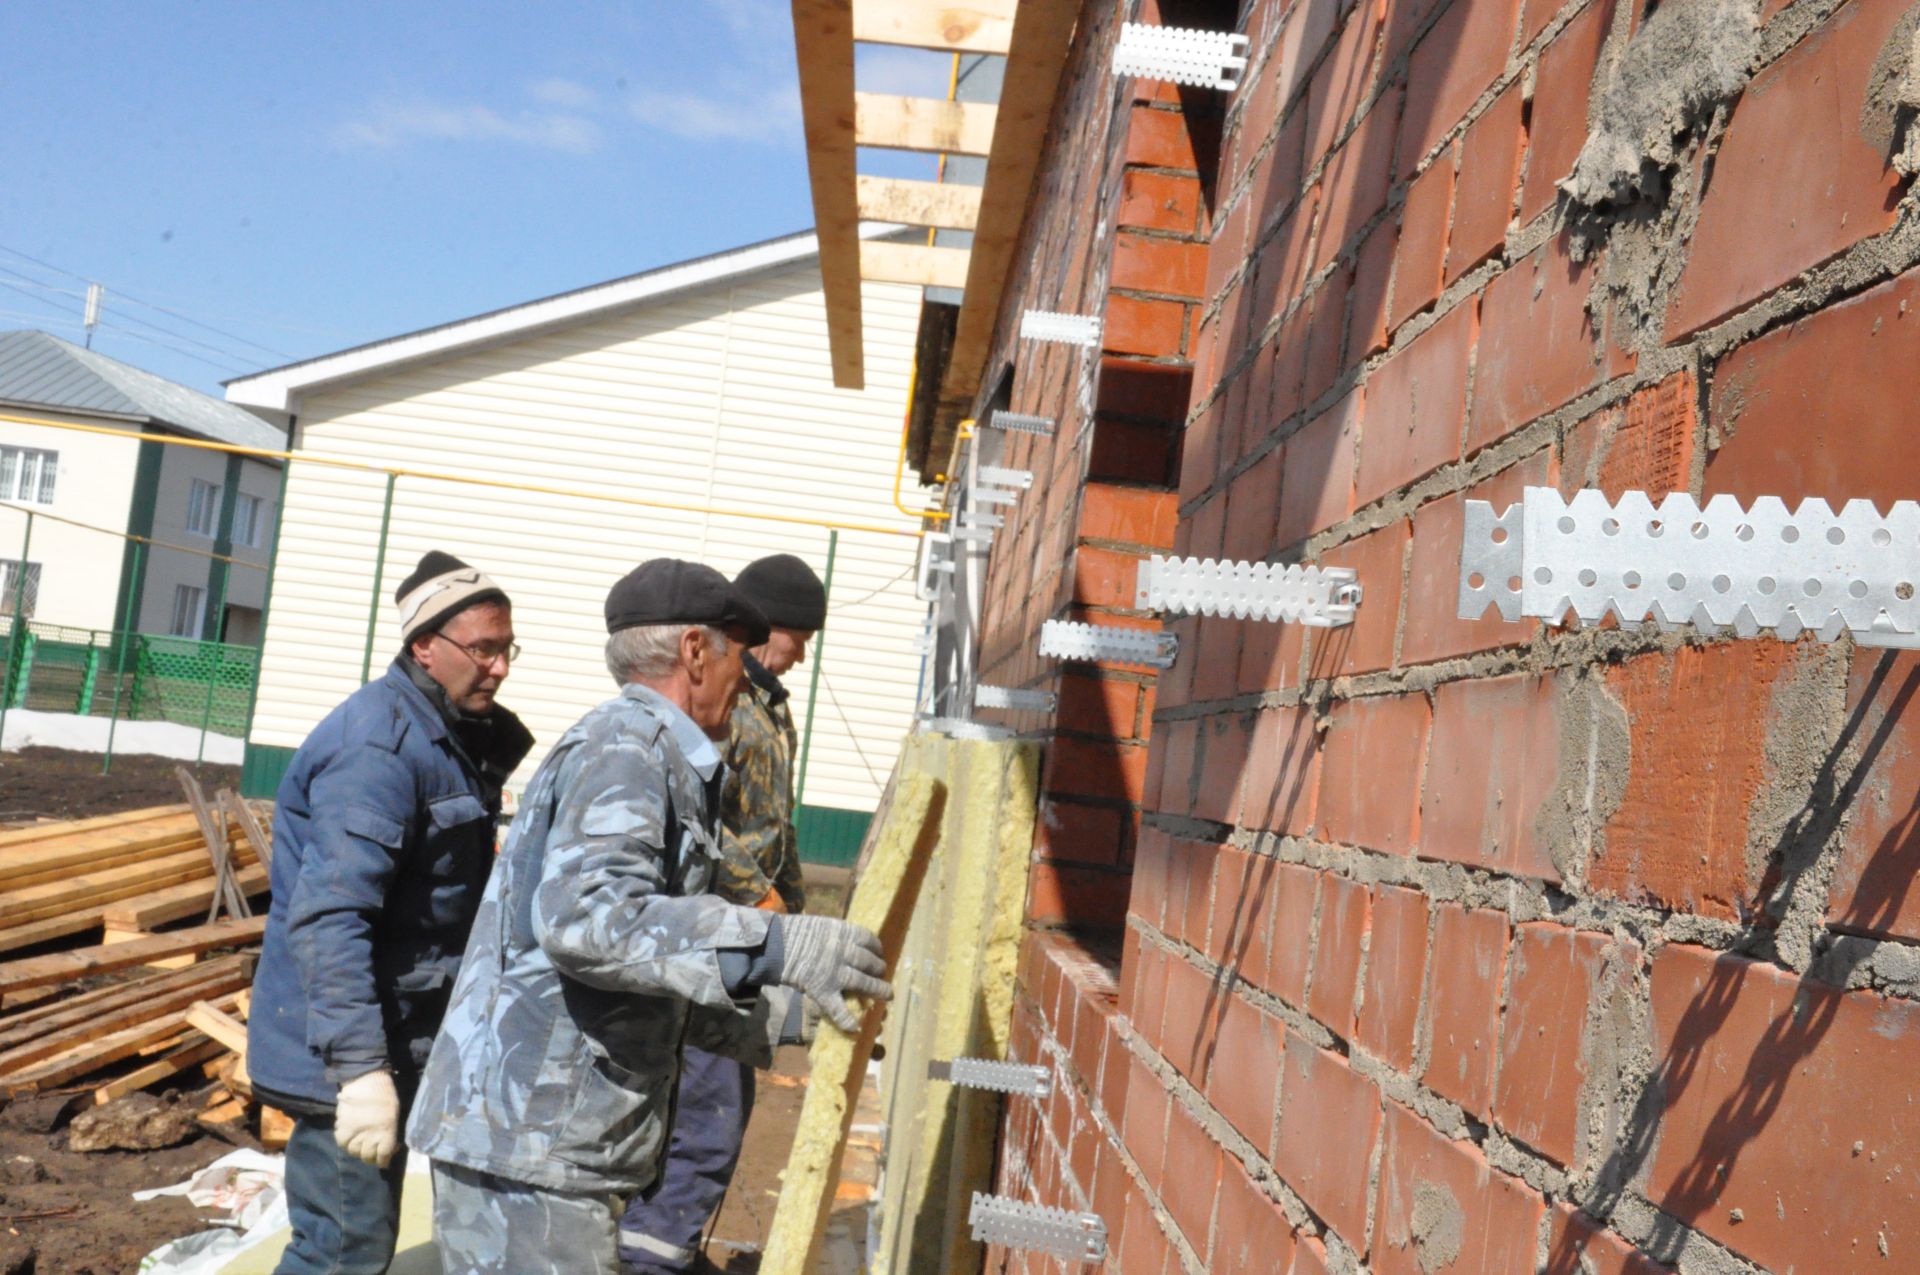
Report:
82,283,103,348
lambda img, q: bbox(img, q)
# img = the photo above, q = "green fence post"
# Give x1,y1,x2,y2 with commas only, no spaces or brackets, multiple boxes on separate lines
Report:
795,528,837,808
361,472,398,683
0,510,33,751
102,540,145,776
196,562,232,766
8,632,35,710
76,642,100,715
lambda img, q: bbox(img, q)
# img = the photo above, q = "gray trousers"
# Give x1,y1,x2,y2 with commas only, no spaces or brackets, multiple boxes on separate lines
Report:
430,1160,621,1274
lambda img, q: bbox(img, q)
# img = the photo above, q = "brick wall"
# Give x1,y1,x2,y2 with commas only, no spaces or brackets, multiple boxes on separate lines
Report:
971,0,1920,1271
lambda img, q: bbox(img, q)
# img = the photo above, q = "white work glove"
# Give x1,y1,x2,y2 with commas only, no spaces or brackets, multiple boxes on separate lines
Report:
334,1069,401,1168
774,915,891,1034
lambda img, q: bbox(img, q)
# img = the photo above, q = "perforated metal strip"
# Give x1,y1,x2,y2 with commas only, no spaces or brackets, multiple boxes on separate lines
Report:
920,717,1014,741
1136,556,1362,626
979,465,1034,490
975,684,1057,712
928,1057,1053,1099
1113,22,1250,89
984,411,1057,436
1038,619,1178,668
1458,487,1920,647
1020,309,1102,348
968,1193,1108,1262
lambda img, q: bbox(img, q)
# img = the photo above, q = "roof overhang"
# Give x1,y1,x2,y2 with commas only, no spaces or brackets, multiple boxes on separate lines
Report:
792,0,1080,461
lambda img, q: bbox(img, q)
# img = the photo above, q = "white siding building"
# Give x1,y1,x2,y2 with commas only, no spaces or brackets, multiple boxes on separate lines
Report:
227,229,929,859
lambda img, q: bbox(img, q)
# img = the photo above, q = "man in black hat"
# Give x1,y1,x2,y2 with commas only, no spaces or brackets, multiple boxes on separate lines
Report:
408,559,889,1275
249,550,534,1275
618,554,826,1274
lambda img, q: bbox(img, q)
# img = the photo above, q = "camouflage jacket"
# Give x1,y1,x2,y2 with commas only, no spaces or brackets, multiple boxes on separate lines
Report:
405,683,788,1195
713,655,805,912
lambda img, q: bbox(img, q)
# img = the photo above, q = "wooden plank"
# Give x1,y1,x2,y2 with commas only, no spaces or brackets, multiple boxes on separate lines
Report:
0,834,211,894
177,765,249,922
936,0,1082,450
0,805,191,850
185,1001,249,1054
100,863,270,930
854,92,996,156
860,241,973,289
0,819,207,880
0,912,106,956
792,0,864,390
92,1037,223,1105
2,991,241,1093
220,790,274,869
260,1103,295,1150
855,175,982,229
0,917,266,995
0,846,250,927
0,967,248,1073
0,956,247,1053
850,0,1015,53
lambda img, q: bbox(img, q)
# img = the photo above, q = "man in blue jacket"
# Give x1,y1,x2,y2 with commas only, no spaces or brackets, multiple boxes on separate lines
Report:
248,550,534,1275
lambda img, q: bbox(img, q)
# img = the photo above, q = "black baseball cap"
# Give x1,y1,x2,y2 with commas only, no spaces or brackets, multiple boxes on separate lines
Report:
605,559,770,646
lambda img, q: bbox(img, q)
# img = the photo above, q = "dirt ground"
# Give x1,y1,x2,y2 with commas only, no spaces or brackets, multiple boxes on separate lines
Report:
0,746,240,823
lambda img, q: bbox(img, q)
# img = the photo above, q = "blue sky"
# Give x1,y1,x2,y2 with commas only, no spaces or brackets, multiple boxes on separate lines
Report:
0,0,949,395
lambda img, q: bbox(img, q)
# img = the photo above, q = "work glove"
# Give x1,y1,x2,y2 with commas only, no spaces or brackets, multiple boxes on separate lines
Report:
334,1069,401,1168
772,914,891,1034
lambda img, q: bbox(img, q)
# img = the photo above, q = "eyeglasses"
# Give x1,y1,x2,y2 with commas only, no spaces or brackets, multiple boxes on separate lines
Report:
433,632,521,667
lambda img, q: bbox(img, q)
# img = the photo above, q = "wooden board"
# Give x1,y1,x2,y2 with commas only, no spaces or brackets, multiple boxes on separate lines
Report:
92,1037,224,1105
100,863,270,930
860,241,973,289
0,917,266,994
856,175,983,230
2,991,241,1093
0,968,249,1075
0,842,259,927
0,955,248,1054
0,805,191,850
853,92,997,156
850,0,1016,53
792,0,864,390
0,911,109,956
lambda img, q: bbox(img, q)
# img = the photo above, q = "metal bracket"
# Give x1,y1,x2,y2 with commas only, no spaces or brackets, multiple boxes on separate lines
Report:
971,487,1021,507
975,684,1057,713
915,532,955,602
1459,486,1920,647
984,411,1057,437
928,1057,1053,1099
921,716,1014,741
1137,556,1362,627
1039,618,1177,669
979,466,1034,491
1020,309,1102,349
1113,22,1250,90
968,1193,1108,1263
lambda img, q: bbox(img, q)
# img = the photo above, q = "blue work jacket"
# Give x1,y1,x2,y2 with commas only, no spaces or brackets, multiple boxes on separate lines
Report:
247,660,533,1108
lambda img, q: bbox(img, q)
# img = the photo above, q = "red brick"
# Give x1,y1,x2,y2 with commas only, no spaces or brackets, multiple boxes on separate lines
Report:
1493,923,1620,1166
1665,0,1912,338
1383,0,1449,65
1320,692,1430,854
1036,800,1127,867
1401,0,1522,177
1273,1034,1382,1245
1159,947,1219,1080
1293,1233,1334,1275
1313,520,1409,676
1150,711,1197,815
1071,544,1144,611
1356,299,1474,507
1206,988,1285,1149
1520,0,1617,224
1207,195,1254,311
1705,266,1920,512
1057,674,1142,739
1104,293,1189,358
1189,615,1244,704
1180,406,1224,507
1130,829,1174,930
1080,482,1178,549
1127,104,1200,171
1374,1100,1545,1274
1262,861,1321,1008
1028,862,1130,929
1560,370,1696,500
1236,603,1307,695
1252,108,1310,239
1350,216,1397,360
1114,232,1210,300
1828,651,1920,941
1048,734,1149,805
1168,838,1220,951
1447,84,1523,283
1240,705,1322,835
1305,2,1385,170
1303,262,1353,405
1119,168,1202,235
1314,86,1404,273
1274,0,1342,109
1120,1173,1175,1274
1193,711,1254,824
1467,233,1600,452
1544,1205,1673,1275
1389,157,1454,332
1092,417,1182,487
1161,1099,1225,1259
1213,1156,1298,1275
1357,884,1430,1070
1098,356,1194,424
1222,446,1284,563
1647,942,1920,1270
1401,450,1550,665
1309,873,1372,1037
1210,846,1275,977
1276,390,1359,548
1420,671,1563,881
1596,642,1819,921
1422,904,1509,1118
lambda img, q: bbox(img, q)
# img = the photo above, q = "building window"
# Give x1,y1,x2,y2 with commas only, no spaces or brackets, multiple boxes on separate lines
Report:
0,560,41,619
0,448,57,506
186,479,220,537
169,584,205,639
232,492,264,548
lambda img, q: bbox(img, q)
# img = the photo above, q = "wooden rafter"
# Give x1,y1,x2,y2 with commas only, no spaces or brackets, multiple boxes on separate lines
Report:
854,93,996,156
856,175,982,230
792,0,865,389
850,0,1018,53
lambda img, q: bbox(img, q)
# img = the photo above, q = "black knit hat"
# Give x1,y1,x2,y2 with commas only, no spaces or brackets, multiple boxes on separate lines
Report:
605,559,770,646
395,551,508,646
734,554,827,632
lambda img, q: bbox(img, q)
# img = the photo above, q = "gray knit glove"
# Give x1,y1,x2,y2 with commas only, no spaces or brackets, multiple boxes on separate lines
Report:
771,914,891,1033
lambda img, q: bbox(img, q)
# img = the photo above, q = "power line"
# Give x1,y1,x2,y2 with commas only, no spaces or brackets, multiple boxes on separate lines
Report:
0,261,266,369
0,271,258,376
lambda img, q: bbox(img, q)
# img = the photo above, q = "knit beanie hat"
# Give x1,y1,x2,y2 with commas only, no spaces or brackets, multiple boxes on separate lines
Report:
396,550,508,646
734,554,827,631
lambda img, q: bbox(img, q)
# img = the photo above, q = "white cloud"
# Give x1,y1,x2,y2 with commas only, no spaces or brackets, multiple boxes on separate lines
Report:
627,84,800,144
530,77,598,109
332,99,603,154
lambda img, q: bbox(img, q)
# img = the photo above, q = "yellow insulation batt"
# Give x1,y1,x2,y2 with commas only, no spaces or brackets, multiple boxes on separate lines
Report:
759,770,942,1275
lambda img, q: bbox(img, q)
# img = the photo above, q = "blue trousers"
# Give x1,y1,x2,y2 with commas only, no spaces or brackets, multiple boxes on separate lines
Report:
274,1111,408,1275
617,1045,755,1274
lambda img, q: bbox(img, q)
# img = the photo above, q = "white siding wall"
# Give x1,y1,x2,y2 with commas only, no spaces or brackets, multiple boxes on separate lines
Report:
0,412,140,632
251,265,925,812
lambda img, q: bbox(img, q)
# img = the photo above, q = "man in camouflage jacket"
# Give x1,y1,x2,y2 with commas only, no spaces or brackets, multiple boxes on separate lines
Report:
619,554,825,1274
407,560,887,1274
